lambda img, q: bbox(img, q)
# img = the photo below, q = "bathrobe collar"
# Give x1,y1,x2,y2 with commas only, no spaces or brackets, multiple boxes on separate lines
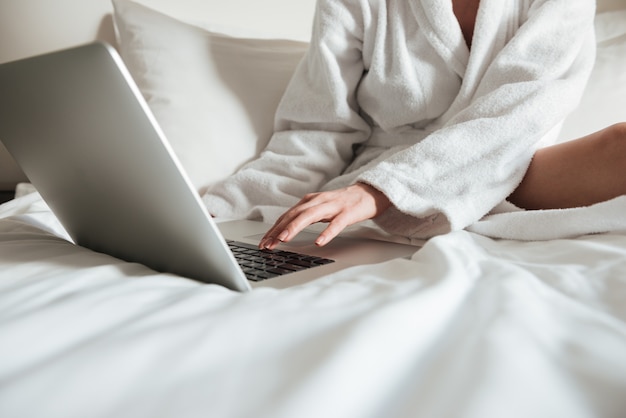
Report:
410,0,471,76
410,0,509,81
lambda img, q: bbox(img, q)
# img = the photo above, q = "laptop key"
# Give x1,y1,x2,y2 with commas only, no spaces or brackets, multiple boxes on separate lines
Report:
227,240,335,281
267,267,295,275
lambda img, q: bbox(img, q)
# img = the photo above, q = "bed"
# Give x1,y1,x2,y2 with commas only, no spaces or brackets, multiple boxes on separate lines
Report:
1,1,626,417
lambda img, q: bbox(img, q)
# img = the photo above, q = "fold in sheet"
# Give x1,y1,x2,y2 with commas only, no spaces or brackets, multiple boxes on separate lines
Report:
1,206,625,418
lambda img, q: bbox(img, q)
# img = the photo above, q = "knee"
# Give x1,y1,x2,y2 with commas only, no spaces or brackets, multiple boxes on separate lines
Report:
601,122,626,142
594,122,626,156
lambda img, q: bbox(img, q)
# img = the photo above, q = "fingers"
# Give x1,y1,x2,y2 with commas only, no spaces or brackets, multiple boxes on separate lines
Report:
260,192,337,249
315,214,350,246
259,183,391,250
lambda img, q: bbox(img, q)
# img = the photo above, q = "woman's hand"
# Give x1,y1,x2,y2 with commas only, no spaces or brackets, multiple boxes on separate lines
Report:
259,182,391,250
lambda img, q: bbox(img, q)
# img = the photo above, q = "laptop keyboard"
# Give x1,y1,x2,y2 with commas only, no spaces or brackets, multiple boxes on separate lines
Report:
227,240,334,282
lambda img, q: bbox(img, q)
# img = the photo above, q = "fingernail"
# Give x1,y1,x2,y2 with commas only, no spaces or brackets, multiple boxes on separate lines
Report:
277,230,289,242
315,236,326,246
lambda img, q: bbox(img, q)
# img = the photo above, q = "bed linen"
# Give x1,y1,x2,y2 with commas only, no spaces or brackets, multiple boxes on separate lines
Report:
1,191,626,418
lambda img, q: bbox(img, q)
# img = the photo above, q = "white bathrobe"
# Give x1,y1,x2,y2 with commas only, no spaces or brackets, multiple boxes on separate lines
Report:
204,0,604,240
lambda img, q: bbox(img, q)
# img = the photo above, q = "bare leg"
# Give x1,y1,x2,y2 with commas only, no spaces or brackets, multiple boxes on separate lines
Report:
509,122,626,210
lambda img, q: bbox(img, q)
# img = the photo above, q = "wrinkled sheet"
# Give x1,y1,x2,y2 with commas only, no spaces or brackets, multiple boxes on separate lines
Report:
1,193,625,418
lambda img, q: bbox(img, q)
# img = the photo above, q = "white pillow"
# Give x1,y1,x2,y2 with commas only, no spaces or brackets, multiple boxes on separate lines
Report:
558,10,626,141
112,0,308,192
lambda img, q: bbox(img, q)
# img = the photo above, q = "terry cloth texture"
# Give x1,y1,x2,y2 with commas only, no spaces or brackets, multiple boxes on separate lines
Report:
203,0,613,241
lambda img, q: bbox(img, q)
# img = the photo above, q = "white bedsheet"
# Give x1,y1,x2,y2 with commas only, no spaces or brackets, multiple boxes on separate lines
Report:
1,193,625,418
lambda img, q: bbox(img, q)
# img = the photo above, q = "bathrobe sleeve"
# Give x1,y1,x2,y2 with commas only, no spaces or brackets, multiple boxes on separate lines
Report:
358,0,597,238
203,0,371,221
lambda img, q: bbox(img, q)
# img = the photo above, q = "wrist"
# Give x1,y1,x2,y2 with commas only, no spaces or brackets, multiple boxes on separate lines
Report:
355,182,392,215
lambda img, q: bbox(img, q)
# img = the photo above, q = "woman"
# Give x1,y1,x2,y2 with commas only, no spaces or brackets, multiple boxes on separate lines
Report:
203,0,624,249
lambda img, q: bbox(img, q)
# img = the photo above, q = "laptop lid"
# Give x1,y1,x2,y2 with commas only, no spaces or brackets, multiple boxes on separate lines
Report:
0,42,251,292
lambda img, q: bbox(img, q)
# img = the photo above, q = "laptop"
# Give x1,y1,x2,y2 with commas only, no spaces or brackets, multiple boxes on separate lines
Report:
0,42,417,291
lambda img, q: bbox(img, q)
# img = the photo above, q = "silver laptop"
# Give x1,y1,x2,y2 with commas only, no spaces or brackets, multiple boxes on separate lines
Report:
0,42,417,291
